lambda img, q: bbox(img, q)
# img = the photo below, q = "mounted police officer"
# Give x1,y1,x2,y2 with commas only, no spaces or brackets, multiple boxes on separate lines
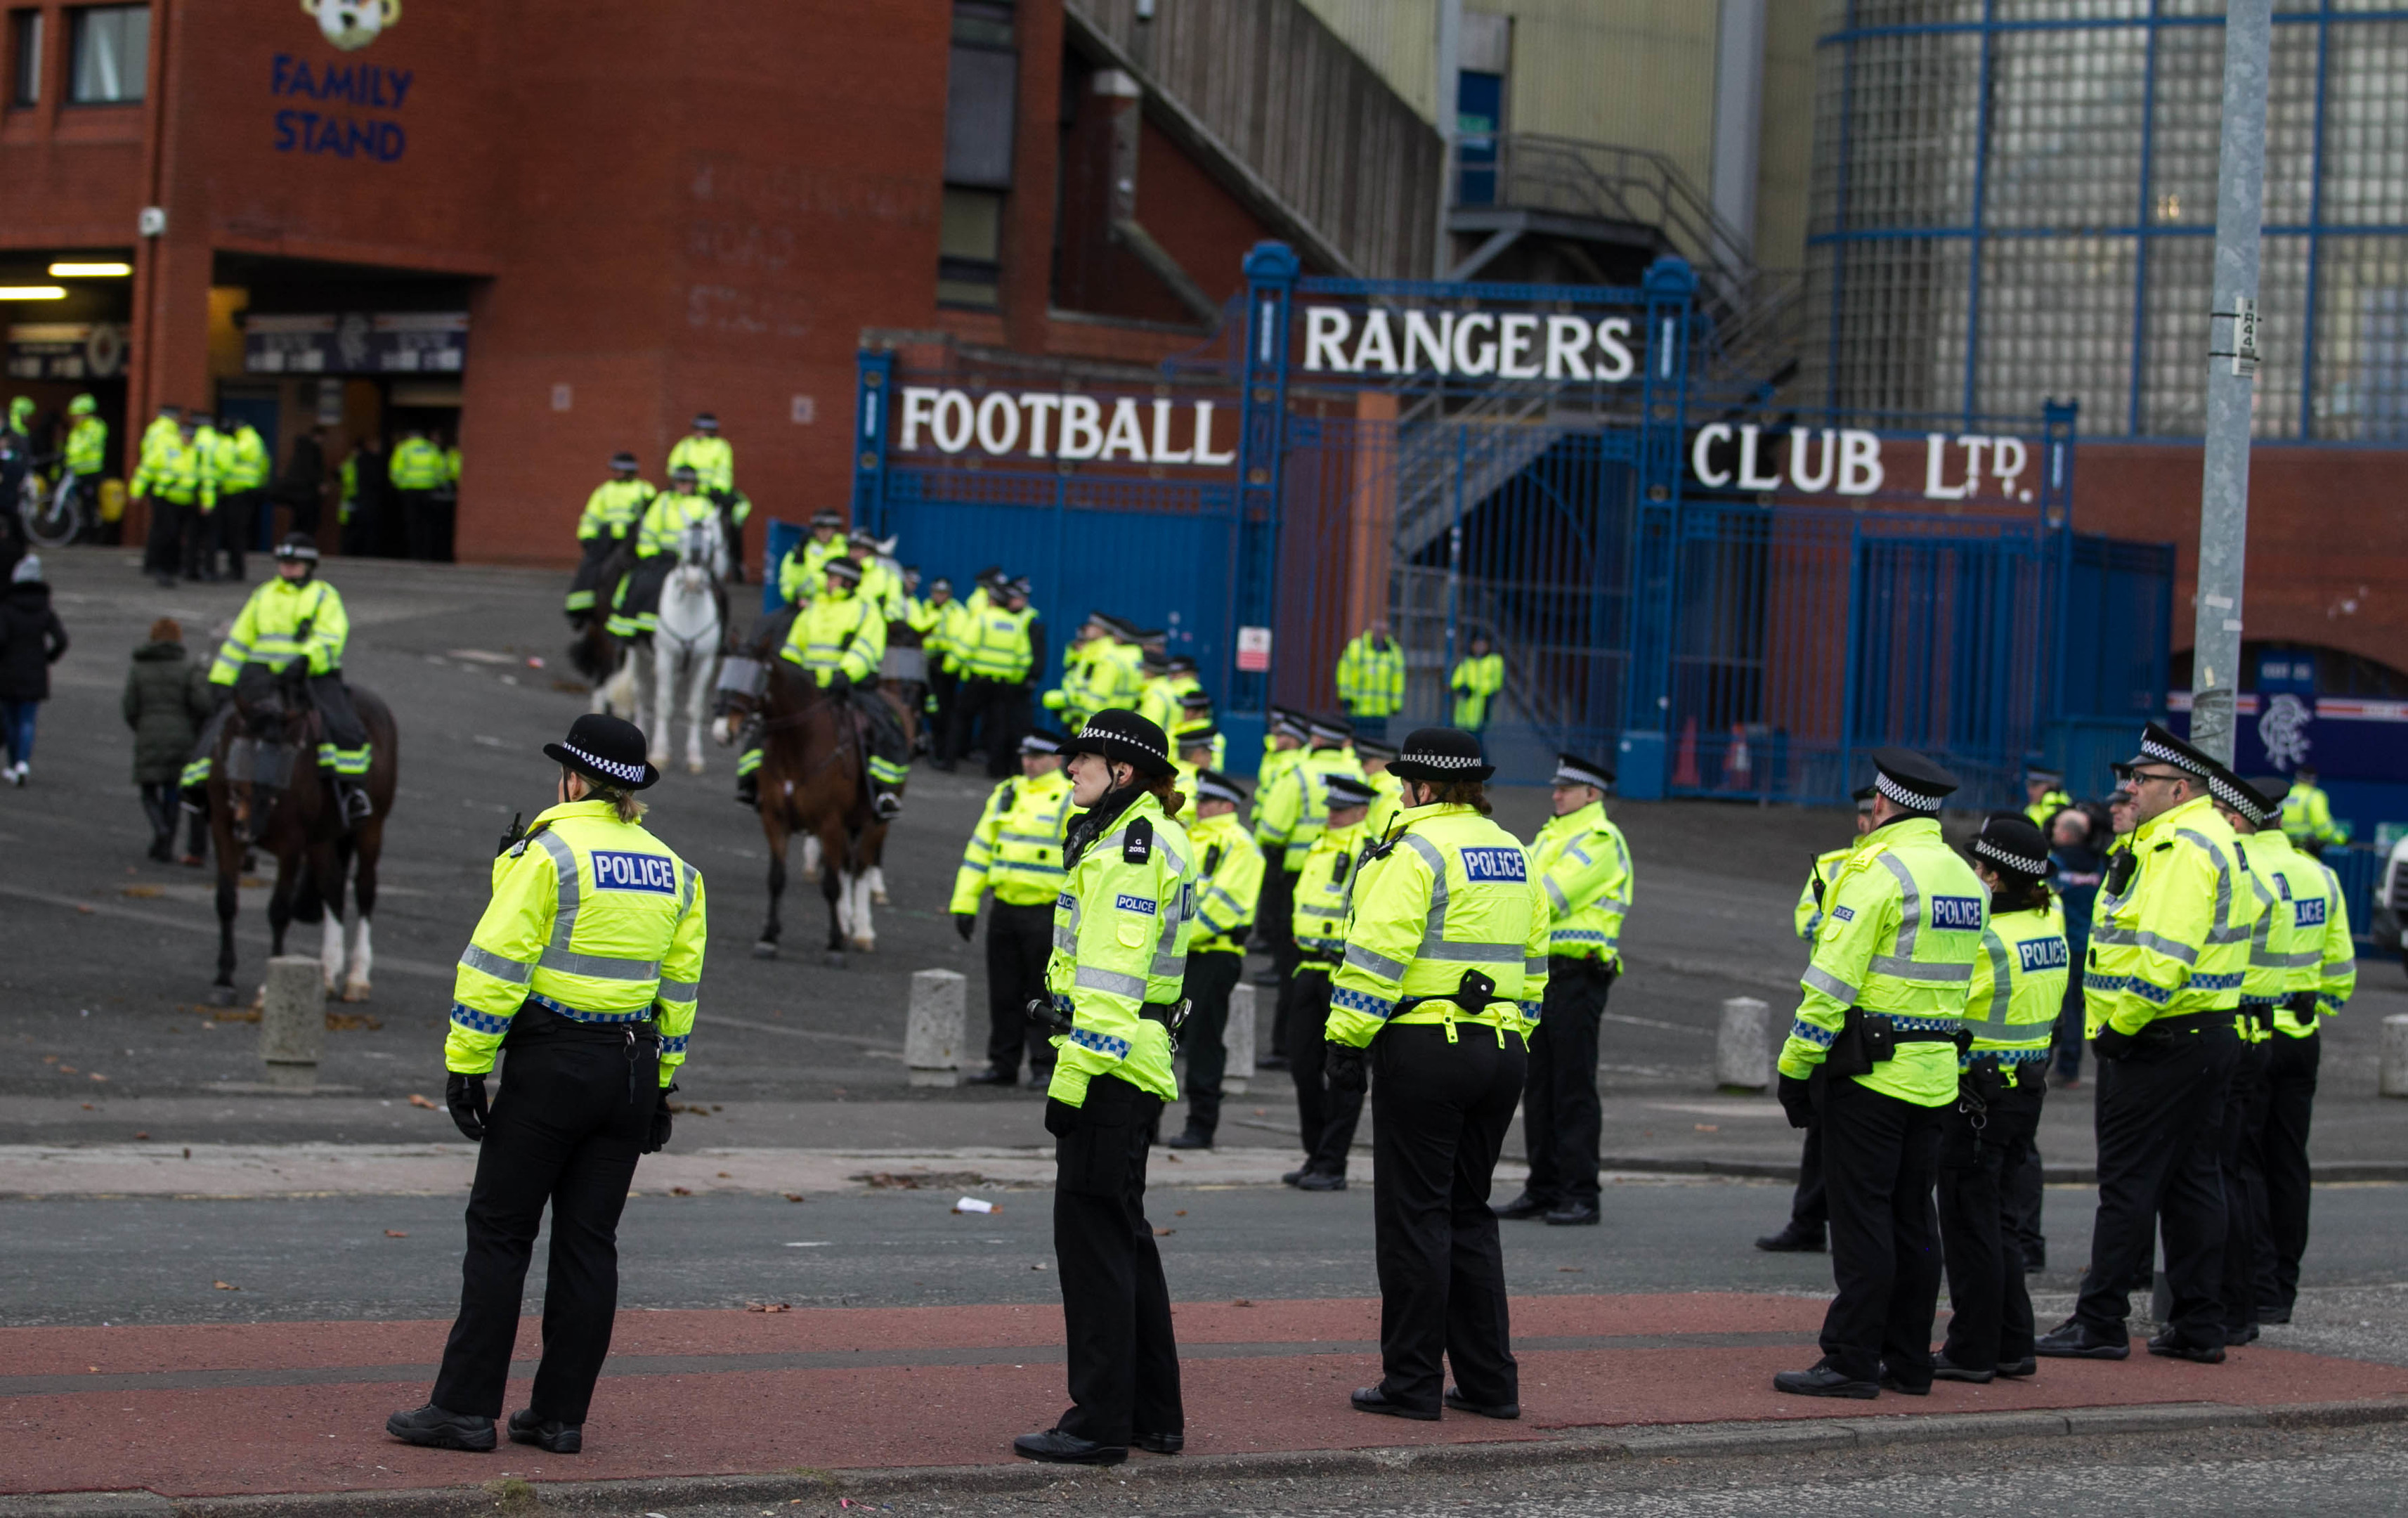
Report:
565,451,653,628
388,713,705,1455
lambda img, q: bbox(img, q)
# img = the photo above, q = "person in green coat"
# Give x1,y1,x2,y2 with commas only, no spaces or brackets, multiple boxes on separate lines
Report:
122,616,214,862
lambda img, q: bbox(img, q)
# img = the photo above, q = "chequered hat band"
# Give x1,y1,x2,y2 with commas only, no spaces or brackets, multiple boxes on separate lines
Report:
1973,836,2048,876
2139,734,2211,777
1874,772,1944,811
2206,770,2274,823
564,744,647,785
1553,763,1610,789
1075,722,1166,762
1400,748,1485,771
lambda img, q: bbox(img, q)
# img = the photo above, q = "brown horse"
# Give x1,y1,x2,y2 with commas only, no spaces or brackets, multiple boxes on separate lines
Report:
568,543,633,707
716,653,890,966
205,686,399,1006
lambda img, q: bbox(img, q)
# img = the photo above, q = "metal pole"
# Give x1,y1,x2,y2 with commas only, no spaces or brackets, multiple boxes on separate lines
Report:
2189,0,2271,767
1433,0,1461,279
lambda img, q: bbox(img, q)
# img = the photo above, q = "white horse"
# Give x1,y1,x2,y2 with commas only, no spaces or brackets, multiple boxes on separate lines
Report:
649,516,727,773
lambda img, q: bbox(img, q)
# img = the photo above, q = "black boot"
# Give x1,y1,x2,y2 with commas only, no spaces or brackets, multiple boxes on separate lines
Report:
385,1403,496,1451
507,1408,583,1454
735,770,759,808
1755,1219,1826,1252
1165,1126,1214,1150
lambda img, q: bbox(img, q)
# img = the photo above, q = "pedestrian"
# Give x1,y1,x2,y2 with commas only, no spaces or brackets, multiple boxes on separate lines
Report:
1283,771,1380,1191
1322,726,1545,1422
1932,814,2065,1383
122,617,213,860
944,575,1041,777
1014,709,1192,1467
954,731,1075,1090
386,713,705,1455
1495,753,1633,1228
1772,748,1986,1400
0,554,70,785
341,434,396,558
2036,723,2256,1365
1449,632,1503,735
1247,708,1310,1013
1166,768,1263,1150
1334,621,1404,740
1757,784,1874,1254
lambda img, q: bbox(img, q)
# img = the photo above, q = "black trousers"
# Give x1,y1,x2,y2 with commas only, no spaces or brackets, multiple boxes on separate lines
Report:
2005,1131,2046,1268
401,488,446,561
216,487,265,578
1287,966,1362,1174
1178,950,1243,1138
1258,867,1299,1042
983,900,1056,1079
431,1023,659,1425
928,666,960,742
1789,1121,1828,1228
1814,1075,1945,1387
1369,1023,1525,1415
2218,1035,2272,1333
1937,1066,2044,1371
144,498,204,578
231,663,371,758
1047,1075,1180,1446
138,781,202,855
2074,1020,2238,1349
1522,956,1613,1207
944,676,1024,775
2260,1030,2320,1311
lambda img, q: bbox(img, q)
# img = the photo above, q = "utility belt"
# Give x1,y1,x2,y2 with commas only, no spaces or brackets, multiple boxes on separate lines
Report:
1825,1006,1968,1080
1958,1049,2047,1111
2239,999,2279,1034
506,998,661,1103
1391,970,1521,1045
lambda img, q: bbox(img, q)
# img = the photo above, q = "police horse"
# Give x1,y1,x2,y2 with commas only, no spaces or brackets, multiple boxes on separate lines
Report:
637,516,727,774
204,682,399,1006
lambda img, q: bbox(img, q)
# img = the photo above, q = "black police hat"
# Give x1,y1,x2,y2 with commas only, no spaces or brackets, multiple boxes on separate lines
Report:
1062,708,1175,778
692,412,720,431
1306,713,1354,746
1851,784,1877,808
273,532,321,564
668,463,699,482
2133,721,2215,781
823,557,864,585
1388,727,1493,784
1270,706,1308,739
1868,747,1959,813
1166,655,1197,675
1551,752,1615,791
1141,650,1170,674
1972,813,2050,880
1354,736,1399,763
545,713,660,791
1174,725,1218,751
1020,729,1065,757
608,450,639,472
2024,764,2064,784
811,509,843,528
1178,687,1213,711
1324,773,1378,810
1193,769,1247,809
2247,774,2293,813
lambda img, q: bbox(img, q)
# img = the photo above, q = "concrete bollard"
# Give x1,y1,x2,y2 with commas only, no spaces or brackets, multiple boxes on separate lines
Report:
906,968,967,1088
1716,996,1771,1092
2383,1015,2408,1098
1223,983,1258,1096
259,955,325,1089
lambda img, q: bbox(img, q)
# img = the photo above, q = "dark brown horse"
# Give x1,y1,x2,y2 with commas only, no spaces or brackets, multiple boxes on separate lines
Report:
568,542,633,708
204,686,399,1006
715,653,890,965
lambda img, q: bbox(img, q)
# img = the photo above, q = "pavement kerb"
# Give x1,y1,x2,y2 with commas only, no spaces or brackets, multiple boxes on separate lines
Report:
6,1397,2403,1518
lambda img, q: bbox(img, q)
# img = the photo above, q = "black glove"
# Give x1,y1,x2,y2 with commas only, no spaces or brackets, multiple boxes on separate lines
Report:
954,912,977,942
2093,1025,2137,1063
645,1084,677,1154
1026,996,1072,1034
1324,1042,1367,1094
826,670,852,695
445,1072,489,1142
1777,1073,1815,1129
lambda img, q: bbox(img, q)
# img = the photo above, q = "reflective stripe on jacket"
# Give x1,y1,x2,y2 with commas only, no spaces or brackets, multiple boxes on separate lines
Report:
1963,901,2069,1060
951,769,1074,911
780,587,886,685
2243,830,2355,1034
578,478,655,540
1528,798,1632,965
1335,634,1404,718
2279,783,2348,848
445,799,708,1086
2083,794,2259,1037
1044,792,1192,1107
1292,820,1367,964
1794,845,1853,940
390,438,447,489
1187,809,1264,954
961,605,1036,681
1254,745,1366,871
210,579,347,684
1450,652,1502,727
777,534,849,606
66,417,108,476
635,491,717,557
666,434,734,493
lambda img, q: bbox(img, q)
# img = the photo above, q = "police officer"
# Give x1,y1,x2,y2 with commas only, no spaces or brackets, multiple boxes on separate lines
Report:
1334,621,1404,739
1014,710,1192,1467
210,413,271,581
606,466,715,640
1495,753,1632,1228
1258,715,1364,1055
2209,768,2298,1347
764,557,908,819
131,412,209,587
946,575,1041,777
1934,814,2066,1383
1758,785,1875,1254
1324,727,1545,1421
954,731,1074,1089
1248,708,1310,1011
1285,772,1379,1191
775,509,849,608
1772,748,1986,1399
63,394,106,540
2022,766,2071,829
667,411,748,580
565,451,653,628
1167,768,1264,1150
389,425,449,562
1448,633,1503,736
190,535,375,822
2279,763,2349,855
386,713,705,1454
2037,722,2256,1364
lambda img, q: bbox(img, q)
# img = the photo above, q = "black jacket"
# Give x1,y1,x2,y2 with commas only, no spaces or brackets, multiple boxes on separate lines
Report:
0,580,68,701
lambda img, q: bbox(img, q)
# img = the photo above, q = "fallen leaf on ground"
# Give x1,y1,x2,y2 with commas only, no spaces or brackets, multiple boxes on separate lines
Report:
670,1186,692,1196
325,1012,382,1031
1173,1209,1187,1217
75,904,93,914
1558,1266,1584,1273
1232,1298,1253,1307
782,1193,806,1203
1695,1124,1719,1132
58,1065,77,1074
80,1103,93,1111
1164,1153,1182,1162
1152,1227,1175,1237
746,1302,791,1313
384,1230,408,1238
134,1131,149,1140
89,1072,108,1082
408,1094,438,1110
213,1281,237,1291
1253,1108,1266,1117
716,1171,731,1179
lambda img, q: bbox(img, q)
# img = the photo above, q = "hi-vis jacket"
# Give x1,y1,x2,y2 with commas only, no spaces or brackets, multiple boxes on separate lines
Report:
578,478,656,542
209,578,349,683
666,433,735,495
1327,803,1550,1048
445,799,707,1087
1187,807,1263,954
1364,769,1404,841
780,585,886,685
1527,798,1632,966
1335,632,1405,717
1254,744,1367,872
1292,818,1369,966
1794,845,1854,940
2083,794,2258,1038
951,767,1074,911
1778,816,1988,1106
1963,900,2070,1063
1045,791,1194,1108
777,532,849,606
2239,828,2357,1037
634,489,718,557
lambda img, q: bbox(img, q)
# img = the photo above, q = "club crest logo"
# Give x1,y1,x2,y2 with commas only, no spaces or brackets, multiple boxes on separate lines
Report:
306,0,399,52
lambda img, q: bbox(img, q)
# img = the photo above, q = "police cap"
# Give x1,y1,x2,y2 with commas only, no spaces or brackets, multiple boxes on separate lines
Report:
2204,760,2279,826
1324,773,1378,811
1193,769,1247,809
1971,813,2050,881
1388,727,1493,784
1007,576,1033,598
1177,687,1214,711
1062,708,1175,779
823,557,864,585
2246,774,2292,813
2133,720,2216,781
811,509,844,529
668,464,699,482
691,412,720,432
1020,729,1064,757
1551,752,1615,792
545,713,660,792
1852,784,1877,810
1175,725,1218,752
1354,736,1399,764
273,532,321,564
608,450,639,472
1306,713,1353,746
1869,747,1958,813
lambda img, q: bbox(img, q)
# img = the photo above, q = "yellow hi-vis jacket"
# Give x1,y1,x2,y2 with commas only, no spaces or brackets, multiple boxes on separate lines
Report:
2279,781,2349,849
2024,789,2072,829
1291,819,1369,965
937,598,977,673
777,532,850,606
667,433,734,495
1254,738,1303,800
212,424,271,492
1363,768,1404,842
141,414,180,469
951,767,1074,911
66,415,108,476
1187,807,1264,954
2240,829,2356,1035
131,434,209,507
1450,652,1503,728
635,489,717,557
577,478,655,541
780,585,886,686
1255,744,1367,871
1044,791,1194,1108
2307,853,2357,1032
2083,793,2258,1038
1528,798,1632,966
1795,845,1854,940
1778,817,1987,1106
1335,632,1404,718
445,799,707,1087
1962,900,2069,1064
209,578,349,684
961,604,1036,682
390,436,448,490
1327,803,1549,1047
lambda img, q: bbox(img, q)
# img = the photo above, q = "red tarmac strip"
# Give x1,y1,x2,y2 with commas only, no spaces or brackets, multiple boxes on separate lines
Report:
7,1295,2405,1498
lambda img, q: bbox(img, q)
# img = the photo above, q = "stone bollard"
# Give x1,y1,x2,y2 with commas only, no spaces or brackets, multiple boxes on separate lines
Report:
1223,983,1258,1096
2383,1015,2408,1098
1716,997,1771,1092
260,955,325,1090
906,968,967,1088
